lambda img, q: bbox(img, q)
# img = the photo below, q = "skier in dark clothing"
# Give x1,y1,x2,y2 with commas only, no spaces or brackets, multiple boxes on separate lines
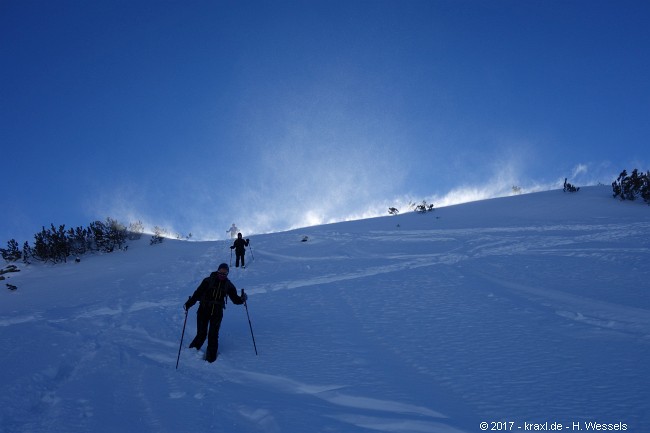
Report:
230,233,250,268
184,263,247,362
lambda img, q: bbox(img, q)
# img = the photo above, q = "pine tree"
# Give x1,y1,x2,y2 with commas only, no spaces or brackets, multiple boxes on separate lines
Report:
50,224,70,263
641,171,650,203
88,220,109,252
128,220,144,240
22,241,33,264
33,227,51,262
612,169,650,203
150,226,165,245
105,217,127,251
68,226,89,256
0,239,22,262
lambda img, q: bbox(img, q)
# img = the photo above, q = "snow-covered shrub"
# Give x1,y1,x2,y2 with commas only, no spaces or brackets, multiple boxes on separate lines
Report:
612,169,650,203
0,239,22,262
128,220,144,240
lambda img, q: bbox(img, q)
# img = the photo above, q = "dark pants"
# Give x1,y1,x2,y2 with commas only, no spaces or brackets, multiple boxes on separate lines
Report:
236,253,245,267
189,304,223,362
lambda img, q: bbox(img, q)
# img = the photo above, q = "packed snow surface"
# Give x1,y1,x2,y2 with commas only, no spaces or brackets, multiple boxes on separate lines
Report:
1,186,649,433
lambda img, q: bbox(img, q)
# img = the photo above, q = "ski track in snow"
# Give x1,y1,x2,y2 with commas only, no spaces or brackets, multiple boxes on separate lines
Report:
1,187,649,432
246,218,650,426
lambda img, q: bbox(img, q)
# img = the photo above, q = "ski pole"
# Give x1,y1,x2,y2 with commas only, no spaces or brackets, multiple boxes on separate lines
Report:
249,242,254,261
176,297,190,369
242,289,258,355
230,247,233,267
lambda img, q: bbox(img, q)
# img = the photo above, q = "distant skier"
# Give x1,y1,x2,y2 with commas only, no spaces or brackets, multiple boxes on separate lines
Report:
184,263,247,363
227,223,239,239
230,233,250,268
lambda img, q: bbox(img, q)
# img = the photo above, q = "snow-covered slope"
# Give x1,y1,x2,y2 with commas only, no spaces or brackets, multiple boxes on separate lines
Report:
1,186,649,433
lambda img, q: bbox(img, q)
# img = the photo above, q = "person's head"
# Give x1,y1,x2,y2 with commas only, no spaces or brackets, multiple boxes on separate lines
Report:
217,263,229,280
237,233,242,238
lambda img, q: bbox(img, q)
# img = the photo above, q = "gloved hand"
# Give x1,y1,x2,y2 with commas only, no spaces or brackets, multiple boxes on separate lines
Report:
230,246,235,249
241,290,248,302
246,238,250,243
184,301,191,311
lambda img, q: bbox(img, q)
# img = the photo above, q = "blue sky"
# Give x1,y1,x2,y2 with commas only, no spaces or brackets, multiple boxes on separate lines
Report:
2,0,649,242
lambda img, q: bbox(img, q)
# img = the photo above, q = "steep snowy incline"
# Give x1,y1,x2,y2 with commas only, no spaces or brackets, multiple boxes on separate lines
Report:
1,186,648,433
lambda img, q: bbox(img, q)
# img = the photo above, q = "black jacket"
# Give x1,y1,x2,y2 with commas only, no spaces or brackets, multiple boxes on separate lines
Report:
232,238,249,255
186,272,244,311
